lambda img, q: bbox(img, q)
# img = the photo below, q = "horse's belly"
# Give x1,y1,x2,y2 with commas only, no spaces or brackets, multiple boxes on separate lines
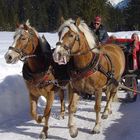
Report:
71,71,107,94
71,78,95,94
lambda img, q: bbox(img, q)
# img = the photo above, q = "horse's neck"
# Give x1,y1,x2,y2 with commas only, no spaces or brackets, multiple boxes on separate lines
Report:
26,42,51,73
73,41,93,69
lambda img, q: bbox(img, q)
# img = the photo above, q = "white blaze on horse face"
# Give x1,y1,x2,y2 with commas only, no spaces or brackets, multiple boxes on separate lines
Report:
53,27,70,65
53,44,61,63
59,27,69,42
53,43,68,65
11,35,19,48
4,30,23,64
12,29,24,48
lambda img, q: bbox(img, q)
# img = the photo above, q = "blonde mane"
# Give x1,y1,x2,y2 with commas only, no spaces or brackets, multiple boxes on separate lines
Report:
58,19,98,53
25,20,39,37
15,20,39,38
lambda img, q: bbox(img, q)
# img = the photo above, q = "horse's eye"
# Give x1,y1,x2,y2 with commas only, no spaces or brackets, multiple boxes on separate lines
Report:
69,34,74,38
21,37,26,40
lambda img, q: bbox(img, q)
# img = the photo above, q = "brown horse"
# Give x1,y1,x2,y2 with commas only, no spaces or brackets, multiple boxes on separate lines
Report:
53,18,125,137
4,21,68,139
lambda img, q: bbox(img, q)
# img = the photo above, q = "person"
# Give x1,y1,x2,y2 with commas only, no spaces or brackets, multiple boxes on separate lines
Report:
83,16,109,100
125,33,140,102
131,33,140,70
89,16,109,45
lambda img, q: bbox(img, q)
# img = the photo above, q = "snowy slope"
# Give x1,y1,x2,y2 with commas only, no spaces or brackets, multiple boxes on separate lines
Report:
108,0,124,7
116,0,130,9
108,0,129,8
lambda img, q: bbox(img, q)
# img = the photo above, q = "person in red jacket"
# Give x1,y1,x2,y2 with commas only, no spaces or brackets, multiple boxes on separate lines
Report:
125,33,140,102
131,33,140,69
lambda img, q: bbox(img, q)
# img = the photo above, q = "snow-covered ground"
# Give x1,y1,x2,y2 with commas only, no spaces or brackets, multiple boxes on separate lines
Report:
0,31,140,140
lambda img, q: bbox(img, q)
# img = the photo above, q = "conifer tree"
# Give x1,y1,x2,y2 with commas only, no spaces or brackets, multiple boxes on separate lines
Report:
124,0,140,30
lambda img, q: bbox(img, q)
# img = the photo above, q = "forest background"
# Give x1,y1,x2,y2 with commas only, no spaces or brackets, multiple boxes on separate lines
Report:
0,0,139,32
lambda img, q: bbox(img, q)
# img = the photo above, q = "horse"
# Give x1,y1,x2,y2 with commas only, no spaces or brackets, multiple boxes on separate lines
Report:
53,18,125,138
4,20,69,139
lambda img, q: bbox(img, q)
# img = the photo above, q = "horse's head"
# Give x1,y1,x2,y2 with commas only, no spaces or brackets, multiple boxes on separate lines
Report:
5,20,39,64
53,18,98,65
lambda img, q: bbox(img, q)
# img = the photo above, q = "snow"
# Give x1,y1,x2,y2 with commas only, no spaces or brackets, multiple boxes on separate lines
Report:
108,0,124,6
0,30,140,140
109,31,140,39
108,0,129,8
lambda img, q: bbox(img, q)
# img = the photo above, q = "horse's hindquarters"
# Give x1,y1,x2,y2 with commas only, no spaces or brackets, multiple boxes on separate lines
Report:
101,44,125,78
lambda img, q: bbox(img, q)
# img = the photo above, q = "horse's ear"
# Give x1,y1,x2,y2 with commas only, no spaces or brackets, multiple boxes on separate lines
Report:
16,22,20,28
60,16,65,24
25,19,30,26
23,24,29,30
75,17,81,27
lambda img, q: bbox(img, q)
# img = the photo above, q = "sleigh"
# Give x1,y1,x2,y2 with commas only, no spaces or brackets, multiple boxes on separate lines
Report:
107,38,140,102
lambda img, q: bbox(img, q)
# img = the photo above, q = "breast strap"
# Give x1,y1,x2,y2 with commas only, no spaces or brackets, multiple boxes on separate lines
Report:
98,54,119,86
70,53,119,86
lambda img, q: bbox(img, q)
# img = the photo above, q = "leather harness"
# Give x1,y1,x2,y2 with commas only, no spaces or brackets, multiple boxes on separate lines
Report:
70,52,119,86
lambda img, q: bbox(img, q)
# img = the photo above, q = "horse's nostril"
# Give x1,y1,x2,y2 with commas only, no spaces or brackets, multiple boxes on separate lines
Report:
58,52,61,59
58,52,61,56
8,55,12,60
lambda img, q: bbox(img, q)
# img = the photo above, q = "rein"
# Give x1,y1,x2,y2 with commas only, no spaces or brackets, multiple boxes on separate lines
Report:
68,46,99,56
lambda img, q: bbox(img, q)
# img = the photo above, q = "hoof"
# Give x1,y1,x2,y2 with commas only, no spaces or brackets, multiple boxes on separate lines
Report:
69,126,78,138
109,110,112,114
101,114,108,119
59,116,65,120
39,132,48,139
59,113,65,120
37,115,43,123
92,128,100,134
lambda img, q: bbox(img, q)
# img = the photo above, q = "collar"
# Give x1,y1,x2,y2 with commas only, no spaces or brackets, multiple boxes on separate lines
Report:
70,53,102,80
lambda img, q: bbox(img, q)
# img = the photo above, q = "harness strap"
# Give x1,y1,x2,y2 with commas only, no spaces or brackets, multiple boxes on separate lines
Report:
98,64,118,86
70,52,119,87
74,53,100,73
98,54,118,86
69,53,101,81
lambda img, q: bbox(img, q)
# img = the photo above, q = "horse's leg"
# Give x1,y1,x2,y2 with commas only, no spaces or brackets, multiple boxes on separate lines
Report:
104,87,110,101
92,89,102,134
102,86,118,119
29,94,43,123
58,89,65,119
68,85,79,138
112,93,118,102
39,90,54,139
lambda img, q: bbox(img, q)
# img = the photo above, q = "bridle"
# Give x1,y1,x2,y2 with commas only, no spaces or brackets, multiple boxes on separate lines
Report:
8,29,36,61
56,26,98,57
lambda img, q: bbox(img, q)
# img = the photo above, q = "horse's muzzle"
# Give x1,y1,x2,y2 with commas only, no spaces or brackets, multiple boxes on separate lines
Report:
4,50,20,64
